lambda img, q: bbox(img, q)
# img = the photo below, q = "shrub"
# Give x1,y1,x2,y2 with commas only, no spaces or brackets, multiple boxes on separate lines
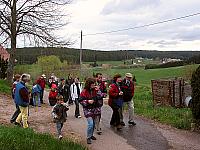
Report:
191,65,200,131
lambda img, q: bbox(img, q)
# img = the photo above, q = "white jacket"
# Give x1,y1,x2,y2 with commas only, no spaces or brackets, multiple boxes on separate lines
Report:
70,82,82,100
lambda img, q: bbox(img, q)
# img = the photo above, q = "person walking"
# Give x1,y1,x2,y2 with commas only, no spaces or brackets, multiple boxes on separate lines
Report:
67,73,74,105
10,74,21,123
121,73,136,126
70,77,82,118
31,82,42,107
108,74,124,130
15,74,30,128
37,74,46,104
94,73,107,135
58,78,65,97
79,77,103,144
52,95,69,140
63,80,71,103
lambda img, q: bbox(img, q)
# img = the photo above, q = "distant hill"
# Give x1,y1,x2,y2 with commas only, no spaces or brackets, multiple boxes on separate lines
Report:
8,47,200,64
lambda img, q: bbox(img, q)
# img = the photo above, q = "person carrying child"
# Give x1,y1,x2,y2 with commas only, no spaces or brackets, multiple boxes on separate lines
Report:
52,95,69,140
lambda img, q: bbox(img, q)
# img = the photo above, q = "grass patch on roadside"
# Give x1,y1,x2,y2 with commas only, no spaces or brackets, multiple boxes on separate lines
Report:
0,125,87,150
134,86,192,129
0,80,10,94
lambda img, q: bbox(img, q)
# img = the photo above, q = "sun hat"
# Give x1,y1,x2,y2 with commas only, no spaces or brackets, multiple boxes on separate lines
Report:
125,73,133,78
41,74,46,78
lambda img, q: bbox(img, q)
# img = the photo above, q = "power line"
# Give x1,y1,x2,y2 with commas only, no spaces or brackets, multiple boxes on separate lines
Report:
83,12,200,36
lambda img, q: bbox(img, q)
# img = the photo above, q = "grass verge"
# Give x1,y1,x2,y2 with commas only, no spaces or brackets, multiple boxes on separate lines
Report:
134,86,192,129
0,125,87,150
0,80,10,94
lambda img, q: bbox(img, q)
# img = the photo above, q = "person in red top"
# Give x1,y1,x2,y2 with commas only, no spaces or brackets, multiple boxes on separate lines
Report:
108,73,124,130
121,73,136,126
79,77,104,144
37,74,46,104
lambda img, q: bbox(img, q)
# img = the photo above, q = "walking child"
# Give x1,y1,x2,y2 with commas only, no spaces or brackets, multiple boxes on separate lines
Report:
52,95,69,140
31,82,42,107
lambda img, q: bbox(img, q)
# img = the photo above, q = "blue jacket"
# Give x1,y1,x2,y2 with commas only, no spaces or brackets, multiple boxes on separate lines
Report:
14,82,29,107
32,84,42,94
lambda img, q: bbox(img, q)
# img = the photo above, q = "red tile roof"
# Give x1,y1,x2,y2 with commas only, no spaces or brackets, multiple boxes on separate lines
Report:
0,45,10,60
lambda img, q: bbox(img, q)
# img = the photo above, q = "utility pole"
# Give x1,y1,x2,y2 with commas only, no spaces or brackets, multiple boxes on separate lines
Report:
80,30,83,77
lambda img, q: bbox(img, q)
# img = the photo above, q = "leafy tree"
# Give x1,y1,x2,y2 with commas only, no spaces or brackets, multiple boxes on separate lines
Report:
191,65,200,131
0,0,71,82
37,55,62,76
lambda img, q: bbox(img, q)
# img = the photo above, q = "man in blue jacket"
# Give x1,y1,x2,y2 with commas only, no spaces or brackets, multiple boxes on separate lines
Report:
15,74,30,128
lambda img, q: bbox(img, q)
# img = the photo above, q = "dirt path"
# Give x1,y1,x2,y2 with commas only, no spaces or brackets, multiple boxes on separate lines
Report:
1,92,200,150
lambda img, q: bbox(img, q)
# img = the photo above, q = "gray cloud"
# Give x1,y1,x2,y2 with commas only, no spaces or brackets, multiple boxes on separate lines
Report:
101,0,160,15
148,40,178,45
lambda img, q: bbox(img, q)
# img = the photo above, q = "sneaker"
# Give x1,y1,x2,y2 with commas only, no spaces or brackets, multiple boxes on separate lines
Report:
97,130,102,135
128,121,136,126
58,135,63,140
14,122,21,127
87,138,92,144
77,115,81,118
10,120,14,124
116,124,122,130
90,136,96,140
120,122,125,126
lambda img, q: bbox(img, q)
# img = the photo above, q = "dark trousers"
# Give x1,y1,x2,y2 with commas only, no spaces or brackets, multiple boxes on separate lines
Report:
40,89,44,103
110,107,121,126
75,98,80,117
10,104,20,123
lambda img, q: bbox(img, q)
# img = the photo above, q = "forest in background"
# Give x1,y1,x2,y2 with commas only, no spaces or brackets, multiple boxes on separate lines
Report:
7,47,200,65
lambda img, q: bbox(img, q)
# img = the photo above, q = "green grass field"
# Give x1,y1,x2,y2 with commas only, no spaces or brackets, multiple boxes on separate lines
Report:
0,125,87,150
93,64,199,86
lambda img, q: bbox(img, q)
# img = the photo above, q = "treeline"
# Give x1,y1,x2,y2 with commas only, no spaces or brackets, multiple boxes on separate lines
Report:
7,47,200,64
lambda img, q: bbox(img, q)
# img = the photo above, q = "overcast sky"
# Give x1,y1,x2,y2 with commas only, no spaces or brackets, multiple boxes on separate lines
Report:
56,0,200,51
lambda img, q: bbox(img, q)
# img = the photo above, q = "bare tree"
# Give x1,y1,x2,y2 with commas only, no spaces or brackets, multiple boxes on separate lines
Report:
0,0,71,82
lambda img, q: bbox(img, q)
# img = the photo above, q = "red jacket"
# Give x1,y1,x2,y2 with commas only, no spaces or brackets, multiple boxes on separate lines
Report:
121,79,134,102
79,89,102,118
97,81,107,94
108,83,121,106
37,78,46,89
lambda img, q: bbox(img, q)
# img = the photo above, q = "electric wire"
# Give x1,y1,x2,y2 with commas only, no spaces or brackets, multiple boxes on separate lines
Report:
83,12,200,36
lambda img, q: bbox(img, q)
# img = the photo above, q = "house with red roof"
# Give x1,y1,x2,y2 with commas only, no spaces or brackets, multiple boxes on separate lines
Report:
0,45,10,60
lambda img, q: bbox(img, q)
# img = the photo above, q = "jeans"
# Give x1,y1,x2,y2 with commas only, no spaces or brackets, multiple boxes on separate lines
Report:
33,93,41,106
86,117,95,138
75,98,80,117
16,106,29,128
10,104,20,123
56,122,63,136
122,100,134,122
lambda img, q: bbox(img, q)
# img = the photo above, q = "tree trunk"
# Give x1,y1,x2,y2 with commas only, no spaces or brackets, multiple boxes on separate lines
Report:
7,0,17,83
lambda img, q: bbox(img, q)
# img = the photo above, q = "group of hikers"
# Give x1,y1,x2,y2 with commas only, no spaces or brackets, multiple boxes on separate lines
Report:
10,72,136,144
